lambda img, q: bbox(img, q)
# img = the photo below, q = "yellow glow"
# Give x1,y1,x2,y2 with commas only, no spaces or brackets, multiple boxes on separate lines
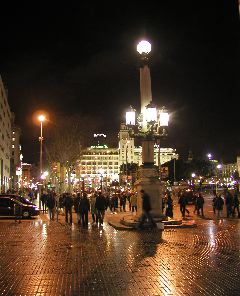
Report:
38,114,46,122
145,107,157,122
137,40,151,54
159,111,169,127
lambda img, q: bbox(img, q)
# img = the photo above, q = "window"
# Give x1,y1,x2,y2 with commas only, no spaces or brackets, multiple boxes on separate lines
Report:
12,145,15,148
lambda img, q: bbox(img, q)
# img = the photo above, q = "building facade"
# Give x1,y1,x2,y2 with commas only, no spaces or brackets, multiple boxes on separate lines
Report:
118,123,178,168
0,76,11,192
10,113,22,190
77,128,178,187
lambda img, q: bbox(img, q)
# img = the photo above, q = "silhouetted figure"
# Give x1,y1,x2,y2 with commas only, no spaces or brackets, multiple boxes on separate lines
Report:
137,189,156,229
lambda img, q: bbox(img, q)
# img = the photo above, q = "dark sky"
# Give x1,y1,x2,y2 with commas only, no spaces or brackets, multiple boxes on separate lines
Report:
0,1,239,164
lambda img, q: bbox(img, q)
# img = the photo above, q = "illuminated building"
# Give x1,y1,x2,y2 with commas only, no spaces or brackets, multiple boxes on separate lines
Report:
10,113,22,190
0,76,11,192
118,123,178,168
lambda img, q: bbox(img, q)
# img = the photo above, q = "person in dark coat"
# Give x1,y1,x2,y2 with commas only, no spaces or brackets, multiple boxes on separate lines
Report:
178,191,188,218
233,191,240,218
215,194,224,218
79,192,90,227
40,192,48,213
95,192,106,225
74,193,81,225
63,193,73,224
165,193,173,218
225,190,233,218
46,191,55,220
196,192,204,216
137,189,156,229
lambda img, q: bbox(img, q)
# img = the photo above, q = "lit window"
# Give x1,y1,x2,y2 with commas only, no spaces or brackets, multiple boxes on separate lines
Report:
12,145,15,148
12,137,15,141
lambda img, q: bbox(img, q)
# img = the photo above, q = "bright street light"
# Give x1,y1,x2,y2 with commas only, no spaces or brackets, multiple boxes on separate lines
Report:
37,113,46,210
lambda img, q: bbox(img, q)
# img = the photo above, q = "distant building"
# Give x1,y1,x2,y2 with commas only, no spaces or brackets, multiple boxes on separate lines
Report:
10,113,22,190
78,127,178,186
22,163,32,188
0,76,11,192
118,123,178,168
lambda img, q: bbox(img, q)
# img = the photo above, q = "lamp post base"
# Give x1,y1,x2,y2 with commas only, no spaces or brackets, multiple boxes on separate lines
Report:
135,166,164,218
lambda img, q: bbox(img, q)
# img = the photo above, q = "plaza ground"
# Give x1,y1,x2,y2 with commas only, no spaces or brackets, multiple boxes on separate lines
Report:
0,193,240,295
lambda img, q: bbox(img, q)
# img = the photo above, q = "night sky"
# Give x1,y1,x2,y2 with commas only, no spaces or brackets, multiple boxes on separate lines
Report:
0,1,239,164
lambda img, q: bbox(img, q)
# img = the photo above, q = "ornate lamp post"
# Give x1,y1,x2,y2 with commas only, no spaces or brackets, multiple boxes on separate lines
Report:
125,40,169,218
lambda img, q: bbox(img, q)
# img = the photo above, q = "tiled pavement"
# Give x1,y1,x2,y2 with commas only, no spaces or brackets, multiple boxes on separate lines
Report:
0,194,240,295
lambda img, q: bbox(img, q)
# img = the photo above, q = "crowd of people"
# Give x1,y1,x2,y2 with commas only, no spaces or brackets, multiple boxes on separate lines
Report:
39,186,240,228
40,190,139,226
162,187,240,220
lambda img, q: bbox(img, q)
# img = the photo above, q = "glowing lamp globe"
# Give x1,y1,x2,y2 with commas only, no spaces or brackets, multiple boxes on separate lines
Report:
145,102,157,123
137,40,151,54
126,106,136,125
159,108,169,127
38,115,46,122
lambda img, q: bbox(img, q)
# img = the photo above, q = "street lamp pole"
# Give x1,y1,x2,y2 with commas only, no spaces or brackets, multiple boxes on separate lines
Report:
38,114,45,210
125,40,170,218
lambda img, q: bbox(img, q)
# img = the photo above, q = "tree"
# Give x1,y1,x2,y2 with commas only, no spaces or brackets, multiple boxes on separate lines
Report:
46,114,101,193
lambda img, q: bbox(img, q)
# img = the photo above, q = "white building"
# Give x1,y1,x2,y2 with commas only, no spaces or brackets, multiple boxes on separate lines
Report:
10,113,22,190
0,76,11,192
118,123,178,168
78,126,178,185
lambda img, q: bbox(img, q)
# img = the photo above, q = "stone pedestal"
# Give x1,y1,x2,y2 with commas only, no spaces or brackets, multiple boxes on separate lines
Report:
135,166,164,218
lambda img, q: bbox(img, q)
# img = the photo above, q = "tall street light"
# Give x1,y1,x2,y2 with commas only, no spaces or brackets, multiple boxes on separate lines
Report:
38,114,45,209
125,40,170,218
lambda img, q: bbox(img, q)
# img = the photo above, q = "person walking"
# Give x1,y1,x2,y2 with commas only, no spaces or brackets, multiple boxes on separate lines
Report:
95,192,106,225
137,189,156,229
63,193,73,224
46,191,55,221
178,190,188,218
40,191,48,213
79,192,90,227
74,193,81,225
233,191,240,218
130,191,137,213
225,190,233,218
215,194,224,218
212,190,218,214
196,192,204,216
165,192,173,218
90,193,97,224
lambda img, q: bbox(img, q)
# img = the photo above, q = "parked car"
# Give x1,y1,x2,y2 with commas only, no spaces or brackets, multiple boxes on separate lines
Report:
2,194,36,206
0,196,40,218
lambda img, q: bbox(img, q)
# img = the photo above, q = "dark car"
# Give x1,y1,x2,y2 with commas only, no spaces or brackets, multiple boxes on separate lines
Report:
2,194,36,206
0,196,40,218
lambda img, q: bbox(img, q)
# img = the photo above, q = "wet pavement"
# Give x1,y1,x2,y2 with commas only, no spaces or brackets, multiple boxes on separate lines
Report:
0,194,240,295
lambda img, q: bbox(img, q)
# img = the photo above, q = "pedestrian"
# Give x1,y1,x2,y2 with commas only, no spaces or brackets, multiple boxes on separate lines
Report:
74,193,81,225
196,192,204,216
137,189,156,229
79,192,90,227
212,190,218,214
215,194,224,218
225,190,233,218
178,190,188,218
40,191,48,213
63,193,73,224
233,191,240,218
130,191,137,212
90,193,97,224
119,193,126,212
95,192,106,225
46,191,56,221
165,192,173,218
